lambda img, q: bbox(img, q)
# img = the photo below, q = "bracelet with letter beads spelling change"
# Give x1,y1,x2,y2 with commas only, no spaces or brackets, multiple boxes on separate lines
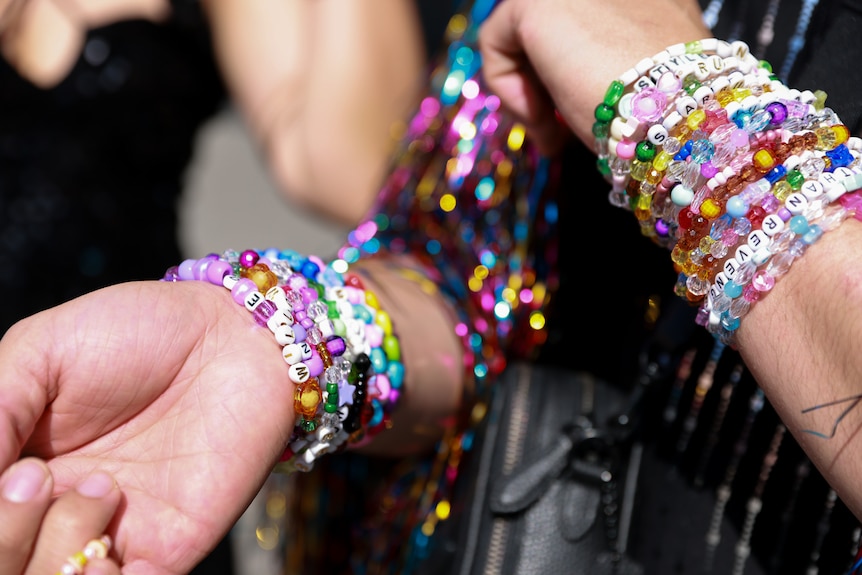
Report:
162,249,403,473
55,535,112,575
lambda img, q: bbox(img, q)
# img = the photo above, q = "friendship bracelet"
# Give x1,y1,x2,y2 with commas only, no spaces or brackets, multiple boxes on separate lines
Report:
55,535,112,575
162,248,404,473
594,38,862,345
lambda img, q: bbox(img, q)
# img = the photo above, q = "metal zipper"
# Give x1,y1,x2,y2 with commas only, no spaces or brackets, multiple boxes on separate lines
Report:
483,363,532,575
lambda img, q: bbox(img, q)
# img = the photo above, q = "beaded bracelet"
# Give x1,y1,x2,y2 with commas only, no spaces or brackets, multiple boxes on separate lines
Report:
162,248,404,473
55,535,112,575
594,38,862,344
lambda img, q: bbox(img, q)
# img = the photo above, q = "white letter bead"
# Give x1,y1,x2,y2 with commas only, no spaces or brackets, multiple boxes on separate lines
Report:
647,123,669,145
761,213,785,236
273,324,297,346
784,192,808,214
747,229,769,251
244,291,264,311
267,309,294,332
283,343,305,365
223,275,238,290
801,180,824,199
675,96,698,117
288,362,311,384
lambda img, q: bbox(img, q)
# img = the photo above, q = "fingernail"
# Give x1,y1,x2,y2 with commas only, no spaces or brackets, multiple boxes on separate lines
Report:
76,472,115,498
1,459,49,503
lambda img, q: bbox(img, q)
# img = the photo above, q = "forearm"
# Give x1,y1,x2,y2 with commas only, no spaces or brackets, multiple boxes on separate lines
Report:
737,218,862,517
202,0,425,224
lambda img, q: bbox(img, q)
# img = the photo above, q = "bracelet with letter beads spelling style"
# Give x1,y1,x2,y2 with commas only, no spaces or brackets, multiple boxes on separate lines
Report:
162,248,404,473
55,535,112,575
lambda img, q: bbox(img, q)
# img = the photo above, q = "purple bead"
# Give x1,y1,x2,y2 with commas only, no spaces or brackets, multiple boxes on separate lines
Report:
252,300,277,327
192,255,218,280
300,317,315,330
765,101,788,125
177,258,197,281
162,266,180,281
292,323,307,342
231,278,257,305
655,219,670,237
305,353,324,377
294,310,308,323
777,207,792,221
326,336,347,357
206,260,233,286
301,287,318,304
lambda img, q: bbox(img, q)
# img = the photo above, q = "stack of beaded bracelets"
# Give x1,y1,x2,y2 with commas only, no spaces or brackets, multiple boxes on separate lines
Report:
55,535,112,575
593,38,862,344
162,248,404,473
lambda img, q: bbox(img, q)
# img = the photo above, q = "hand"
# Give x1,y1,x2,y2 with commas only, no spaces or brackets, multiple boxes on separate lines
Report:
0,281,296,574
0,457,121,575
478,0,710,152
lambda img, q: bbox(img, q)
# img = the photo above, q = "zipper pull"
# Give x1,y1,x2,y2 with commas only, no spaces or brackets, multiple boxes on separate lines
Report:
489,416,600,515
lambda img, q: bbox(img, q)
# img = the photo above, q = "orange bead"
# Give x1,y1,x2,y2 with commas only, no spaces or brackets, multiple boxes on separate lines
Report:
294,378,322,418
243,263,278,293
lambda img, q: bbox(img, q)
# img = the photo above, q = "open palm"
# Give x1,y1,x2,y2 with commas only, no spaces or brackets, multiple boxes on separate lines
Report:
0,280,294,574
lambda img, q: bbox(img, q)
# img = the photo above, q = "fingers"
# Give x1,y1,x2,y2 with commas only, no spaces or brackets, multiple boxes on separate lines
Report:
27,469,122,575
0,458,54,574
477,0,570,156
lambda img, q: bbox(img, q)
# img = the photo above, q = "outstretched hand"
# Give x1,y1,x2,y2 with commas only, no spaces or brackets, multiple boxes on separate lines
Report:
0,280,295,575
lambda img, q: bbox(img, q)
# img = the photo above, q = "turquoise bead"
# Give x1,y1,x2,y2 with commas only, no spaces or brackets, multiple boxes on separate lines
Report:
387,361,405,389
789,214,809,234
369,347,388,374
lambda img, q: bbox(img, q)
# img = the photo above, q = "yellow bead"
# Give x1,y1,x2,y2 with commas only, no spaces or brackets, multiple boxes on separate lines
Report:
653,150,672,172
242,264,278,293
832,124,850,146
772,180,792,201
700,198,722,219
364,290,380,310
375,309,393,335
686,109,707,131
752,148,776,172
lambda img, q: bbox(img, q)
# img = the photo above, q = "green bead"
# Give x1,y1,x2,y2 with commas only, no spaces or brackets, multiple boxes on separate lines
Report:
635,141,656,162
300,419,317,432
327,300,338,318
596,157,610,176
786,169,805,190
326,383,339,394
324,402,338,414
759,59,773,73
592,121,610,139
603,80,624,107
382,335,401,362
594,103,615,123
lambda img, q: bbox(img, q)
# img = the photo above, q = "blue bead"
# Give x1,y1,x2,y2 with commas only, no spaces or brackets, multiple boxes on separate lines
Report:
369,347,388,374
726,196,748,218
387,361,405,389
301,260,320,278
802,224,823,244
789,215,809,234
765,165,787,183
724,280,743,299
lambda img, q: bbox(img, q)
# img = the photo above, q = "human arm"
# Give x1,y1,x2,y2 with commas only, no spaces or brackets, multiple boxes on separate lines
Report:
479,0,862,520
0,252,462,573
201,0,427,224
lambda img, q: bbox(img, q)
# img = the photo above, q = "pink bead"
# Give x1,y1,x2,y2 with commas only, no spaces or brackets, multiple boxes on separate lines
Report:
231,278,257,305
192,255,218,280
239,250,258,268
730,128,749,148
752,270,775,292
616,138,637,160
373,374,392,399
365,324,384,348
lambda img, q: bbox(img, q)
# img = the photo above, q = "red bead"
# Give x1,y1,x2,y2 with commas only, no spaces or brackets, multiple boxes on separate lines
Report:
344,273,365,289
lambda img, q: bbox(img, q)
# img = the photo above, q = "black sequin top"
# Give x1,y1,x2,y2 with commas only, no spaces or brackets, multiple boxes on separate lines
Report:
0,3,226,334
